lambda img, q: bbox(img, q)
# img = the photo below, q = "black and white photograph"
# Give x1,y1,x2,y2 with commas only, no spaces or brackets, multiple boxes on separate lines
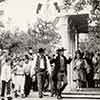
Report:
0,0,100,100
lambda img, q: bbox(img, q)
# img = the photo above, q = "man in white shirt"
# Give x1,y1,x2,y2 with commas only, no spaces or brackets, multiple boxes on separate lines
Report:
31,48,51,98
24,55,33,97
1,57,12,100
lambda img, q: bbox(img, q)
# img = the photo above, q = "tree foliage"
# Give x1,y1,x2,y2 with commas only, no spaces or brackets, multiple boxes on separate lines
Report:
0,0,100,53
0,18,61,55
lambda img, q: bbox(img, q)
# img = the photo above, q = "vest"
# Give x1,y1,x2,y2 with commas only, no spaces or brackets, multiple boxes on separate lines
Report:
35,55,47,73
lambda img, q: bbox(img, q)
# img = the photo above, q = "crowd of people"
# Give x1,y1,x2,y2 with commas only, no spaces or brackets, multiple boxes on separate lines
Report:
0,47,100,100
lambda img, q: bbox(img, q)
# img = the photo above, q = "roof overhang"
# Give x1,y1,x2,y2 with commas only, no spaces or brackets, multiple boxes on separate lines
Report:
68,14,89,33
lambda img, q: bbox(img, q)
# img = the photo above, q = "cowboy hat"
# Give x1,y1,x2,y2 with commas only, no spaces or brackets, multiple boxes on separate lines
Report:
38,48,45,53
61,47,67,51
56,47,66,52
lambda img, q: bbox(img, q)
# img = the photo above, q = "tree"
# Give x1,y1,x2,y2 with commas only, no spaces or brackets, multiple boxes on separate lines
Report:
0,18,61,55
27,18,61,53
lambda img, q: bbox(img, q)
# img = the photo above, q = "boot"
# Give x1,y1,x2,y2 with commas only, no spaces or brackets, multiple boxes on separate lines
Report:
57,89,62,99
14,91,19,98
7,97,12,100
1,97,5,100
21,94,25,98
39,92,43,98
57,95,62,99
1,99,5,100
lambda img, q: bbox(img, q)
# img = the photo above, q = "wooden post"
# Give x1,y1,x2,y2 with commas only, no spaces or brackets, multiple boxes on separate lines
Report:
75,31,79,50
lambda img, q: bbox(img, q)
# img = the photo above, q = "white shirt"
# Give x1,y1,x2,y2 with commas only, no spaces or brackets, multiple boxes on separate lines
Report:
24,60,33,74
40,57,45,69
1,63,11,82
31,54,51,77
15,64,25,75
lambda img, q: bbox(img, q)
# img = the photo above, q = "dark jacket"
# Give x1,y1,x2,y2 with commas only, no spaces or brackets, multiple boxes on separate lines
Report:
51,55,72,75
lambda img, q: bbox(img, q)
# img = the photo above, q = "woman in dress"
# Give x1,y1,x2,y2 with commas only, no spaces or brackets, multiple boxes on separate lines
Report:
73,50,87,90
92,52,100,87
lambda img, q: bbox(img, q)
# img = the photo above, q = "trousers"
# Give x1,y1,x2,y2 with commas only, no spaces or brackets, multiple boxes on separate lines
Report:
57,72,67,96
1,80,11,98
37,71,47,96
50,72,57,95
15,75,25,94
24,74,32,96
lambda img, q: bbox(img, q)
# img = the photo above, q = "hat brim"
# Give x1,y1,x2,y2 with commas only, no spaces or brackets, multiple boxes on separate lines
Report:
62,49,67,51
57,49,66,52
38,48,45,53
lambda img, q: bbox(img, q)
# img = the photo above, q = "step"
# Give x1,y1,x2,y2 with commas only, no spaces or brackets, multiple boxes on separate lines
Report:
31,91,100,99
63,89,100,94
68,89,100,94
62,88,100,99
79,88,100,91
62,93,100,99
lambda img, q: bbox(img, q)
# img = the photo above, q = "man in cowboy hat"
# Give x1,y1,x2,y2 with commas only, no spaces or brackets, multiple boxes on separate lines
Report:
51,47,72,99
31,48,51,98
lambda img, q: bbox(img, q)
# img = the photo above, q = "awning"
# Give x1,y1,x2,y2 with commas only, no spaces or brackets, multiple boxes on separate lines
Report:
0,0,5,3
69,14,89,33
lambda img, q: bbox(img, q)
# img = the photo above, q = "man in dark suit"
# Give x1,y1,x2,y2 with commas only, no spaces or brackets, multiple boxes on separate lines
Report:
51,47,72,99
31,48,51,98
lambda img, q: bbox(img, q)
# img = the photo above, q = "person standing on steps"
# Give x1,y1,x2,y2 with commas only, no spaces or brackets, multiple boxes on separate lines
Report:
51,47,72,99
